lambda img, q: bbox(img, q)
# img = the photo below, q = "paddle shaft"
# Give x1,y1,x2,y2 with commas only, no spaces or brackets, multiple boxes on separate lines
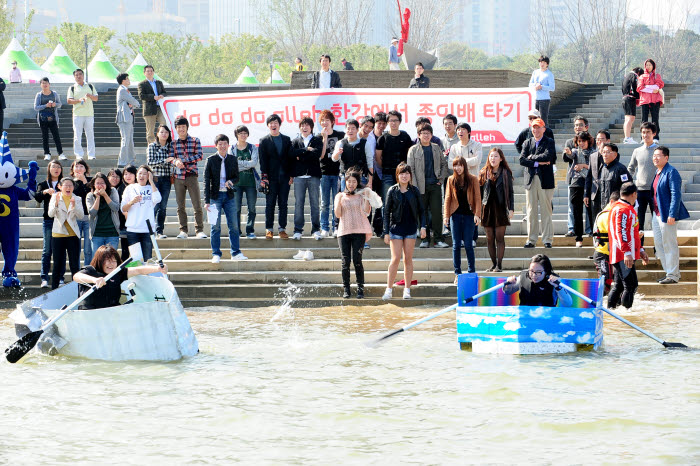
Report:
146,219,165,269
558,282,683,347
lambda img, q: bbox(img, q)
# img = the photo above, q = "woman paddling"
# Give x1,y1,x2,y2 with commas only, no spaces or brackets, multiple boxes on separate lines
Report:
73,245,167,310
503,254,572,307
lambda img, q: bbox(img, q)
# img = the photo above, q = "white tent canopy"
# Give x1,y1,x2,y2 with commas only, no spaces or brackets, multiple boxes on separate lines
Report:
41,43,80,83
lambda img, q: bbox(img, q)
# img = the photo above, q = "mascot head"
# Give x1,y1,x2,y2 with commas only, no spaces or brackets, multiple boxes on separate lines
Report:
0,131,29,189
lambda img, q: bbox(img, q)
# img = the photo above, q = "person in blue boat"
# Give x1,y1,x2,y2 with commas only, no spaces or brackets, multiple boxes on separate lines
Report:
73,245,167,310
503,254,572,307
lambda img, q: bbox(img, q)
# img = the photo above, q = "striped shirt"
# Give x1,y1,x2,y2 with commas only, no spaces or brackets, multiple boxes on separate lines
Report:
169,135,203,180
147,141,172,178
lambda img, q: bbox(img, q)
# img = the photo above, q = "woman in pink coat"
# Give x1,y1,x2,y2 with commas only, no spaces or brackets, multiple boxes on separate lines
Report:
637,58,664,139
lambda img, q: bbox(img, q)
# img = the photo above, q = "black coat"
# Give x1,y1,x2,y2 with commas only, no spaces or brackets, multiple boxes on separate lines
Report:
203,153,239,204
311,70,342,88
137,79,167,117
514,126,553,154
290,135,324,178
259,133,293,182
382,184,426,236
599,157,632,207
0,77,5,110
481,169,514,212
584,150,604,200
35,180,58,220
519,136,556,190
409,75,430,88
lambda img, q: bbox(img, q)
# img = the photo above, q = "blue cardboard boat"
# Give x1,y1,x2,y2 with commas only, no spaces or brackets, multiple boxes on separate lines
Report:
456,274,605,354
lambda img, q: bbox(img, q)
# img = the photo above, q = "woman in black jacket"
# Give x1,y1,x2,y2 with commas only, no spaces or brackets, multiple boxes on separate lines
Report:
382,163,426,300
478,148,514,272
34,160,63,288
70,159,92,266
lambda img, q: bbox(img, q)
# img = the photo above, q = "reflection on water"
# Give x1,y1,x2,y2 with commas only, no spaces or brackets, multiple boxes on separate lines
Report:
1,297,699,463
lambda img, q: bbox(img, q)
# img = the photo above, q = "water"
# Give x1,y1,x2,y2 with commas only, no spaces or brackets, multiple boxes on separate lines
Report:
1,297,699,463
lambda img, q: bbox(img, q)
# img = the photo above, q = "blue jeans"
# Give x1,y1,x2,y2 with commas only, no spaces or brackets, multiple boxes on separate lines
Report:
41,219,57,281
320,175,339,232
154,176,172,235
91,236,120,256
211,192,241,257
381,173,396,202
77,219,93,267
126,231,153,262
234,184,257,235
450,214,475,274
294,177,321,234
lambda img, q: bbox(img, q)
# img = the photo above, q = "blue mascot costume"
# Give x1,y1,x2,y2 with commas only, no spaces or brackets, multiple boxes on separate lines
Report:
0,131,38,287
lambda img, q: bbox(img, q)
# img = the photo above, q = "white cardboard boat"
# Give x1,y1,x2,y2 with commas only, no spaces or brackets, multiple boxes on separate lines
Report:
9,275,198,361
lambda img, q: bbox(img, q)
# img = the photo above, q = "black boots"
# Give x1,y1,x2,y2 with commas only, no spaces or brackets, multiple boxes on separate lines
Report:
357,285,364,299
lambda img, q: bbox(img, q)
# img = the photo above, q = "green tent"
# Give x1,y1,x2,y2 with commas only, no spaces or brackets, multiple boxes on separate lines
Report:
235,65,259,84
42,43,79,83
87,49,120,83
265,68,286,84
0,38,45,82
126,52,168,84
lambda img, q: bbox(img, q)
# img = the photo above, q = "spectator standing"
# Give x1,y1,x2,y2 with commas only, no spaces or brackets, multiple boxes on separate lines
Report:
115,73,141,168
108,167,131,259
311,55,342,89
529,56,555,126
389,38,400,70
357,115,376,186
448,122,483,177
334,169,373,298
598,143,632,216
259,114,293,240
70,159,93,267
230,125,258,240
622,67,643,144
294,57,303,72
48,177,84,289
35,160,64,288
627,122,658,230
318,110,344,237
478,148,514,272
563,131,593,246
120,165,162,262
341,59,354,70
408,62,429,88
442,114,459,156
137,65,167,146
514,109,554,155
608,182,649,309
592,191,620,294
290,117,323,240
408,123,448,248
66,69,98,160
519,118,556,248
562,116,590,237
382,163,426,300
584,130,611,222
169,116,206,239
147,125,173,239
651,146,690,284
86,172,120,253
366,112,386,236
444,156,481,283
9,61,21,83
637,59,664,139
376,110,413,201
34,77,64,161
332,119,369,190
204,134,247,263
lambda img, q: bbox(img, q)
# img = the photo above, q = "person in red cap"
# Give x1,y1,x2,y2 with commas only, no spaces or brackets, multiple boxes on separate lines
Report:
519,118,556,248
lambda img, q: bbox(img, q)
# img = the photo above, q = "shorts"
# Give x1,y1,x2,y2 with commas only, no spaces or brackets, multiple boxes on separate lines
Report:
622,96,637,116
389,232,418,240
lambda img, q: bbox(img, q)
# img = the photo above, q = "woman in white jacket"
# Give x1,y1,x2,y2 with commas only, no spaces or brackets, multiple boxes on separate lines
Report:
48,177,84,289
121,165,161,262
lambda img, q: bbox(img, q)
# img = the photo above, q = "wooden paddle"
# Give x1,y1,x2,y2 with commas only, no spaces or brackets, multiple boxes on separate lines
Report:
5,258,133,363
367,282,506,347
558,282,687,349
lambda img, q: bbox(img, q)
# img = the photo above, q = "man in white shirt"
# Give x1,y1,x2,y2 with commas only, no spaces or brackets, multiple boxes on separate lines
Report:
66,68,98,160
311,55,342,89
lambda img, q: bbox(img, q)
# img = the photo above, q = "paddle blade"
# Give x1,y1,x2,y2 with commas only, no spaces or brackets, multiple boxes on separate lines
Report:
5,330,43,363
662,341,688,349
365,328,405,348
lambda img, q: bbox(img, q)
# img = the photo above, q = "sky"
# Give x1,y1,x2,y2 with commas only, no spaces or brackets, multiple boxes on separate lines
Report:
626,0,700,30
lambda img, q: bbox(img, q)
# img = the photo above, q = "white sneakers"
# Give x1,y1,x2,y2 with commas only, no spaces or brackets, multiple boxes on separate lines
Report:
43,154,51,160
231,252,248,261
212,255,221,264
40,280,50,288
623,137,638,144
292,232,302,240
576,241,583,248
58,154,67,160
196,232,208,239
382,287,392,300
472,240,477,247
419,241,429,248
88,155,96,160
292,250,313,260
435,241,449,248
403,288,411,299
176,232,188,239
157,233,168,239
313,231,322,240
320,230,329,238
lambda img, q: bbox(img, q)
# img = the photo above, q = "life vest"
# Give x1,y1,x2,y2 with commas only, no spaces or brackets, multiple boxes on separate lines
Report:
518,270,556,307
593,202,614,255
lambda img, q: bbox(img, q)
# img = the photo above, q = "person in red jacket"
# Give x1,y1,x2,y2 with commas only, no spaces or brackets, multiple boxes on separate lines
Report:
637,59,664,140
608,182,649,309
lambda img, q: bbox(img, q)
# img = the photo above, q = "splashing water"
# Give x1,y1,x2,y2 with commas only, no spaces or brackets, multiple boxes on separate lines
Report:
270,282,301,322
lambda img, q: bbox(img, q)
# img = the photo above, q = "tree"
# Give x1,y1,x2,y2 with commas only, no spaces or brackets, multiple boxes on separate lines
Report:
32,23,118,70
0,0,18,48
390,0,459,52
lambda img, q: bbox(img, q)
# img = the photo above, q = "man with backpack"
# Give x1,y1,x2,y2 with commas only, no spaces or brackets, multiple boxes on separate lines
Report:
66,68,98,160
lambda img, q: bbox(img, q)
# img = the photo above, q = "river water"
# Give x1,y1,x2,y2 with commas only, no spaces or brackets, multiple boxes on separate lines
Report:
1,297,699,464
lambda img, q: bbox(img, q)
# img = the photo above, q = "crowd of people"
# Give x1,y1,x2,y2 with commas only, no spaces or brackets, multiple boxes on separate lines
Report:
26,56,690,305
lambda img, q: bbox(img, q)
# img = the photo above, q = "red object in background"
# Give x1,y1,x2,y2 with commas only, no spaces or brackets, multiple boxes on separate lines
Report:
397,0,410,57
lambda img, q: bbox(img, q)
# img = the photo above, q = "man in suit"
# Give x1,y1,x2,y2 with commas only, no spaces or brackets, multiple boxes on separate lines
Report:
137,65,167,145
258,114,293,240
519,118,556,248
651,146,690,284
311,55,342,89
115,73,141,167
584,130,610,221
